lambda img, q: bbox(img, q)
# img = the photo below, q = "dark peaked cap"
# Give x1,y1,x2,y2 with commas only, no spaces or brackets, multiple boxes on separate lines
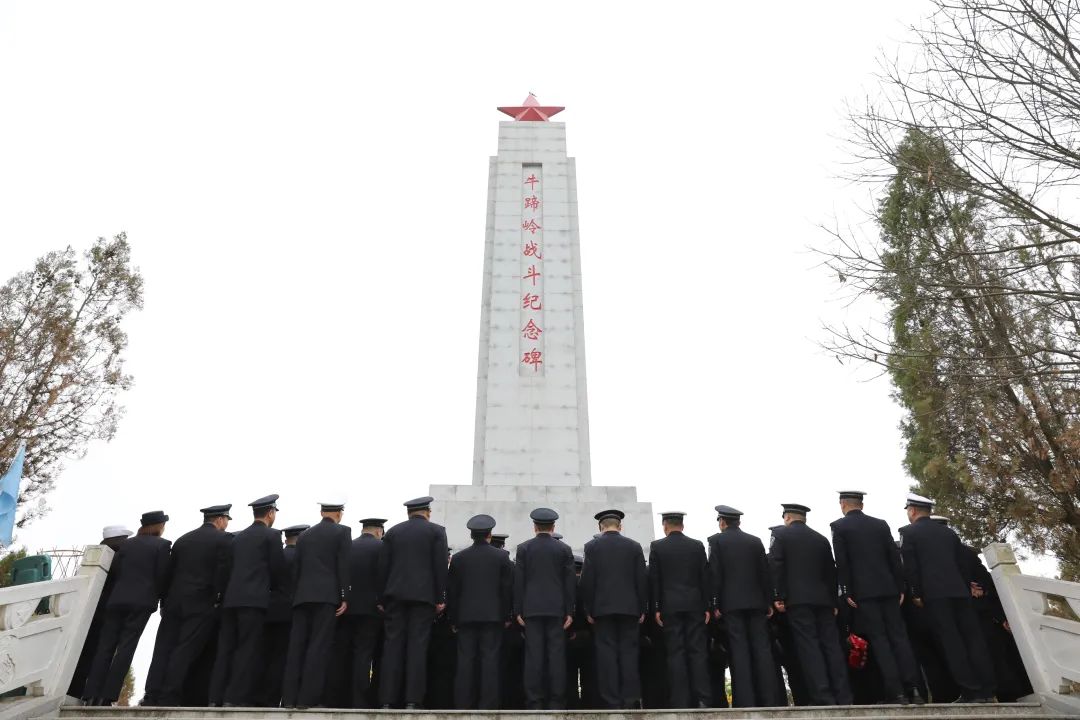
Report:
552,533,564,540
140,510,169,526
404,496,433,511
781,503,811,516
360,518,387,528
530,507,559,523
838,490,866,500
283,524,309,537
249,494,279,511
714,505,743,520
594,509,625,522
467,514,496,532
659,511,686,522
200,504,232,519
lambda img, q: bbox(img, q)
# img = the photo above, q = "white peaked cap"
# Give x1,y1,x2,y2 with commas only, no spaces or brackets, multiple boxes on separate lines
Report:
102,525,134,540
905,493,934,508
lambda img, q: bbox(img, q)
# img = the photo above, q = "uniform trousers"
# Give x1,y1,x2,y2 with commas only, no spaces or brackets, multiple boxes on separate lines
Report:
593,614,641,708
209,607,266,705
522,615,567,709
144,609,178,703
660,611,710,707
282,603,336,708
154,608,218,705
786,605,852,705
379,600,435,706
260,621,291,707
724,609,779,707
904,602,959,702
82,607,154,702
67,603,107,699
340,615,382,708
500,625,526,709
923,598,995,698
854,596,919,699
454,621,502,709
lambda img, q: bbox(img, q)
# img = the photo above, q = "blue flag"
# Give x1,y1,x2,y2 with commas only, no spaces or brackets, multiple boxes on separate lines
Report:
0,443,26,547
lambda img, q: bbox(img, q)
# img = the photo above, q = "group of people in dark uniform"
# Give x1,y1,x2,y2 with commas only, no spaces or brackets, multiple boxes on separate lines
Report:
67,489,1032,710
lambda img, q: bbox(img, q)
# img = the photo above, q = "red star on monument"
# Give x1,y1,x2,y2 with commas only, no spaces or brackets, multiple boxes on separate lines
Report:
497,93,565,122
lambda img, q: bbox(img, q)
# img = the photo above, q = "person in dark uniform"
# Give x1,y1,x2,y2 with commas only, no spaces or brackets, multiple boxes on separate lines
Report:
426,573,457,710
261,524,307,708
514,507,575,710
447,514,513,709
491,532,524,708
145,504,231,706
82,510,172,706
708,505,778,708
209,494,285,707
830,490,923,705
566,554,591,708
376,496,448,709
333,517,385,708
580,509,647,710
648,511,711,708
282,499,351,709
900,494,995,702
933,516,1030,702
769,503,852,705
68,525,133,701
898,523,958,703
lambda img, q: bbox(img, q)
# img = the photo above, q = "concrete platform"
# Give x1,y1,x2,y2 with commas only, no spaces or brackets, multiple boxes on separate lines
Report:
55,700,1054,720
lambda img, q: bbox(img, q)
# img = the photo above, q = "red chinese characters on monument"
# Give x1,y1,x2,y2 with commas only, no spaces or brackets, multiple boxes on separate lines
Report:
521,349,543,371
521,319,543,341
523,264,541,286
520,167,545,375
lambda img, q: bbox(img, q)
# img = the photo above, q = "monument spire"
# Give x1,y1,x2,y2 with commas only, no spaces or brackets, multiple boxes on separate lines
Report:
429,96,653,555
497,93,565,122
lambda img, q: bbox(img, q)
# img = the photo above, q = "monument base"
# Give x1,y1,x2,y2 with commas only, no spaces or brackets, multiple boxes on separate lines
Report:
428,484,655,557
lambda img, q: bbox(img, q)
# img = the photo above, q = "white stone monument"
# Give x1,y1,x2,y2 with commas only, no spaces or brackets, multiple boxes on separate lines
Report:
430,95,654,556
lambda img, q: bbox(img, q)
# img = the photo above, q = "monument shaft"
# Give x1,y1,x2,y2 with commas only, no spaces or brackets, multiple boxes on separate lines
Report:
472,121,592,487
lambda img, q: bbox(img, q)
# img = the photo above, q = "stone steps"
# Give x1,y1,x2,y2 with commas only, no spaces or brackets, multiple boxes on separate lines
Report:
55,701,1054,720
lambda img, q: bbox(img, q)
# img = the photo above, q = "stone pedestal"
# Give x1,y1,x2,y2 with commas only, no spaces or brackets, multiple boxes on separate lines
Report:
429,483,654,556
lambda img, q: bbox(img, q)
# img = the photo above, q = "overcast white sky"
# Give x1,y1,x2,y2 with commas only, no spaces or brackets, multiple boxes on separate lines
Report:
3,0,1042,692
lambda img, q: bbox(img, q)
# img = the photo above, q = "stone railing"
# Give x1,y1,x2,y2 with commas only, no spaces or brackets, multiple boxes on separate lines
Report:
0,545,111,720
984,543,1080,715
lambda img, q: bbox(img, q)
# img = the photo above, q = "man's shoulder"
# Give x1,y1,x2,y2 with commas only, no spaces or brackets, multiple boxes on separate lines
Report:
770,524,791,540
353,534,380,548
128,534,168,551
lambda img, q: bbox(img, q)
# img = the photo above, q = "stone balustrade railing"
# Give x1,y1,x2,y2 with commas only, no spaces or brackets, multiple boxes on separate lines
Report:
0,545,111,720
985,543,1080,715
